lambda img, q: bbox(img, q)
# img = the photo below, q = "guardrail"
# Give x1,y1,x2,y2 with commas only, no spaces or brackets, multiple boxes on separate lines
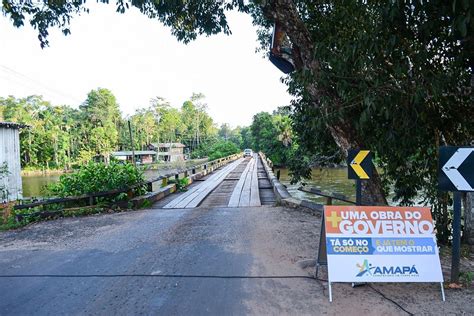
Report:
259,151,354,213
298,186,356,205
14,153,241,216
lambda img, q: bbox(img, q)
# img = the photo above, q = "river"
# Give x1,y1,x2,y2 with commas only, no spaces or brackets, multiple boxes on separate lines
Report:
277,167,358,205
21,166,355,202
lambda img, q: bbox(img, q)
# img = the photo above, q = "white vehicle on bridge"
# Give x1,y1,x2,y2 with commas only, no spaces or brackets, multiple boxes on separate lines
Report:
243,149,253,158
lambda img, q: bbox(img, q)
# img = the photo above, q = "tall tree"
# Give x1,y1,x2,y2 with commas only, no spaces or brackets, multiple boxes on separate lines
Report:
80,88,121,163
3,0,472,207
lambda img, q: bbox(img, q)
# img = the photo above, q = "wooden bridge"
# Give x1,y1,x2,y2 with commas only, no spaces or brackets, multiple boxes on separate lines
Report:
154,154,276,209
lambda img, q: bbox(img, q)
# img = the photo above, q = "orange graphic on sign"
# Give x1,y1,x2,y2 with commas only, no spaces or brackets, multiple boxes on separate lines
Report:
324,206,434,236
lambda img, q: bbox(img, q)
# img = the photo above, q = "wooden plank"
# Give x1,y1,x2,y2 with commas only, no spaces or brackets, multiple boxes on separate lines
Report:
163,162,233,208
228,160,252,207
165,161,236,208
238,158,254,207
185,159,243,208
163,158,242,209
172,161,239,208
249,154,261,207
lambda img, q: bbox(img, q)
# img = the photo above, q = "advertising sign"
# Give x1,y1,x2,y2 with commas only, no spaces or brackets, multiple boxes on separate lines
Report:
324,206,443,283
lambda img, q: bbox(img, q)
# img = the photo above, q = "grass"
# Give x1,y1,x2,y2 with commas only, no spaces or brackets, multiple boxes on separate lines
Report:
0,204,139,231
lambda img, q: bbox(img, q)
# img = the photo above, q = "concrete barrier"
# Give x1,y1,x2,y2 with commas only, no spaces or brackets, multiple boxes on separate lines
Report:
258,152,323,215
131,184,177,208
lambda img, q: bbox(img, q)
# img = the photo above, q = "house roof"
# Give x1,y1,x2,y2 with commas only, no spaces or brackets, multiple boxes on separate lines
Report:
151,143,186,148
0,122,27,129
112,151,157,156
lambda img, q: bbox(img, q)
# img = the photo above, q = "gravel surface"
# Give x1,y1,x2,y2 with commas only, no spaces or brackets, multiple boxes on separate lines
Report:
0,205,473,315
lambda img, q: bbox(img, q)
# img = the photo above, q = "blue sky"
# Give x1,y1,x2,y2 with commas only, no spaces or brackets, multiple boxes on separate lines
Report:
0,3,292,127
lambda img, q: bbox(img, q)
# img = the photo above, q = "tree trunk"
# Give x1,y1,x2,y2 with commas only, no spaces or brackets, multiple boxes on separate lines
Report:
262,0,387,205
464,193,474,247
328,122,387,205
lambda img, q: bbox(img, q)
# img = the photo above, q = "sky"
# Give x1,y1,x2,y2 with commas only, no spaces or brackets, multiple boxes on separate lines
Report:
0,3,292,127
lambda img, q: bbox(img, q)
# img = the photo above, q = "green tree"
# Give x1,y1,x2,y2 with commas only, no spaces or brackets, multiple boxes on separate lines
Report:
159,107,184,143
251,112,277,153
79,88,121,163
4,0,473,240
181,93,216,150
218,123,232,141
240,127,254,150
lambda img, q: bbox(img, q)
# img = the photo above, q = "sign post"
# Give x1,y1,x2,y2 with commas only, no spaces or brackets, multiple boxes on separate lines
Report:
438,146,474,283
324,205,444,302
347,149,372,205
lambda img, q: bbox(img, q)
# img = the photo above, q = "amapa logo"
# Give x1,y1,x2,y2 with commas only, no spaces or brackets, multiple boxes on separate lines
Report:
356,260,419,277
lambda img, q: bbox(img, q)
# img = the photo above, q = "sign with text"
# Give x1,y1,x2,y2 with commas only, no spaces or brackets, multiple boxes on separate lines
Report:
324,205,443,283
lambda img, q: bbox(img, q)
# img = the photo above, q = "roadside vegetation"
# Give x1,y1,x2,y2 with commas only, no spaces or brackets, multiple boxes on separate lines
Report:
1,1,473,246
1,161,148,231
0,91,244,171
48,162,146,197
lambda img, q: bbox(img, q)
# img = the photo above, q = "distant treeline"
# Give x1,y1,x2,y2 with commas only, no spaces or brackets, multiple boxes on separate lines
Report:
0,89,295,170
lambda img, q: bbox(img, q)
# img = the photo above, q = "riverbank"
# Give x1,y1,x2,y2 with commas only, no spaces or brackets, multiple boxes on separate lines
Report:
21,158,212,198
20,158,210,176
21,169,70,176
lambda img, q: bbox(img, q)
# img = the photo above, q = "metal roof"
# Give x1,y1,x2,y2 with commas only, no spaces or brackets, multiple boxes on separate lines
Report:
111,151,157,156
0,122,27,129
151,142,186,148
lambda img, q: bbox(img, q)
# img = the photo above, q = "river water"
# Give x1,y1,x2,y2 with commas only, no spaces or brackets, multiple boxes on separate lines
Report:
21,166,355,202
277,167,358,205
21,169,177,198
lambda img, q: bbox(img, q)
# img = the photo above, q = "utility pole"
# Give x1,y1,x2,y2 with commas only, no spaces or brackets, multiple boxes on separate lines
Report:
128,120,136,167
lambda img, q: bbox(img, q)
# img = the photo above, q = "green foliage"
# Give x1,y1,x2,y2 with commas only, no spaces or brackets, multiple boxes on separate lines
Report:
192,140,240,161
275,1,472,241
1,1,250,48
169,177,190,192
4,0,473,243
80,88,121,163
460,271,474,287
140,199,152,209
0,162,10,201
0,91,225,169
0,206,109,231
48,162,145,197
248,110,296,167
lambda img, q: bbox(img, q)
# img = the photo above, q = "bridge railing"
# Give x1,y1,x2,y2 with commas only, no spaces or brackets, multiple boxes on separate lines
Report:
14,153,242,219
259,151,355,209
298,186,356,205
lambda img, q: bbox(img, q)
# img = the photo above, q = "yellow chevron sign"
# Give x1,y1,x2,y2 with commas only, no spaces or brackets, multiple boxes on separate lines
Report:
348,150,371,180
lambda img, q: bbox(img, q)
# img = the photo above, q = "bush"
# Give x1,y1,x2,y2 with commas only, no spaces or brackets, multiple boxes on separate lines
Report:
48,162,146,197
192,140,240,161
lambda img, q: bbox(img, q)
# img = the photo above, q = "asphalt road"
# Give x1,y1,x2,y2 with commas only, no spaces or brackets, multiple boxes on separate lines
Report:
1,206,472,315
0,206,327,315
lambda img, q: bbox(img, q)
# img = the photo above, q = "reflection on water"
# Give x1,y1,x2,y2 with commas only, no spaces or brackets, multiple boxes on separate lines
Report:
22,165,370,205
21,174,61,198
278,168,398,206
278,167,357,205
21,170,173,198
21,160,208,198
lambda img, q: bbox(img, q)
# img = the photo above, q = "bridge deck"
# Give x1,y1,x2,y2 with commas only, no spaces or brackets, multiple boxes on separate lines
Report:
159,154,274,209
163,158,243,209
228,154,260,207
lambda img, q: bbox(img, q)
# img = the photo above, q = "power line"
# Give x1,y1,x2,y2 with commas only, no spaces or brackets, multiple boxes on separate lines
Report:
0,273,316,280
0,64,82,104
